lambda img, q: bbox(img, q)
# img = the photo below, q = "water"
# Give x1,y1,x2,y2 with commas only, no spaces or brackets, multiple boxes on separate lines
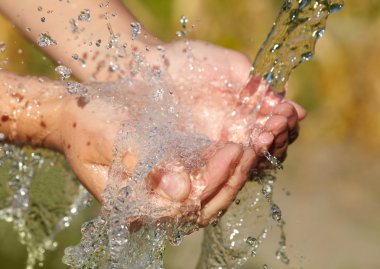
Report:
0,145,91,268
37,33,57,47
252,0,344,94
197,0,343,267
0,0,343,268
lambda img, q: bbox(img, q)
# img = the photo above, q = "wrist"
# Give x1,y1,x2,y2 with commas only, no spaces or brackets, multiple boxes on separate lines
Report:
0,72,65,151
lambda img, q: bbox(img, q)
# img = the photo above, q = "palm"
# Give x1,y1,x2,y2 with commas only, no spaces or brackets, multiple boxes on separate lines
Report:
58,40,304,226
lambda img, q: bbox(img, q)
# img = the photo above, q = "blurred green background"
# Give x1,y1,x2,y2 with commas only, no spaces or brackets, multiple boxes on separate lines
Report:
0,0,379,268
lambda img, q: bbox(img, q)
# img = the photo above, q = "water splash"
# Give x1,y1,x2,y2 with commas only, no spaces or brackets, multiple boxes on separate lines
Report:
197,172,279,268
62,49,211,268
0,145,91,268
198,1,343,267
252,0,344,94
0,1,343,268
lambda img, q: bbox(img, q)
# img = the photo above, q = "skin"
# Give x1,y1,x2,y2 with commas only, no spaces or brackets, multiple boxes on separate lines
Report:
0,0,306,227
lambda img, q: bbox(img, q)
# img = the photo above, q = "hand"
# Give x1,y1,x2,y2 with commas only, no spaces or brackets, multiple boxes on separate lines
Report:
57,40,305,227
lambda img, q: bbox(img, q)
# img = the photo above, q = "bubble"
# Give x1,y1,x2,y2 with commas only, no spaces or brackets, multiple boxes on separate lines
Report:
37,33,57,47
78,9,91,22
55,65,72,80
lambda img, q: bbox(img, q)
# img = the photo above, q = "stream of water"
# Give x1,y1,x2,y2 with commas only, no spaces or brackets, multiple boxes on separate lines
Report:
0,0,343,268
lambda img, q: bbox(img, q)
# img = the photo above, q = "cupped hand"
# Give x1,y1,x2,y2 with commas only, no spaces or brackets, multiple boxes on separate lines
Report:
58,40,305,227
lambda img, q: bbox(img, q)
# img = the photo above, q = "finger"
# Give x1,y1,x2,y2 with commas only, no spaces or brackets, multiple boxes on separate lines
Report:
198,148,257,227
252,131,274,154
287,100,307,120
264,115,288,136
70,160,109,202
273,102,298,131
147,165,191,202
199,143,244,201
272,130,289,150
288,123,299,144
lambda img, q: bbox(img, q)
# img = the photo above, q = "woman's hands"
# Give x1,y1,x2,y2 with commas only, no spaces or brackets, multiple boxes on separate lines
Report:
56,40,305,227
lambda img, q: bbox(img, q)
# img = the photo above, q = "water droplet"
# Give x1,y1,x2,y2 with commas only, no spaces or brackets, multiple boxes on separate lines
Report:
170,233,183,246
270,43,281,52
235,199,240,205
313,28,325,39
25,27,31,32
210,219,219,226
180,15,188,29
301,52,313,62
264,151,283,169
271,204,282,222
153,88,164,101
109,61,119,71
263,264,269,269
96,39,102,47
78,9,91,21
37,33,57,47
276,248,290,264
246,236,257,246
108,35,119,48
262,184,272,196
69,19,78,33
328,3,343,13
251,250,257,257
37,6,43,12
41,17,46,23
130,22,141,40
55,65,72,80
298,0,310,9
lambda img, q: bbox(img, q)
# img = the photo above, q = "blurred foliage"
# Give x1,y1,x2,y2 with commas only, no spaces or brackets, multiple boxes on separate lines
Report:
0,0,379,268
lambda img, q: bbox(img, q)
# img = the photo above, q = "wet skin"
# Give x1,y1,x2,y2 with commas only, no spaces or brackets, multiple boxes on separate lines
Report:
58,40,306,227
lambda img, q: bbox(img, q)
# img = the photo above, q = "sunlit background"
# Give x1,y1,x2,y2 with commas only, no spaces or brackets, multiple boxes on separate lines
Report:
0,0,379,268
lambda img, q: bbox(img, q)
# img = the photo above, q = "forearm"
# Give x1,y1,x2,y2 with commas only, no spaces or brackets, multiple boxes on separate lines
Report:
0,0,162,82
0,71,65,151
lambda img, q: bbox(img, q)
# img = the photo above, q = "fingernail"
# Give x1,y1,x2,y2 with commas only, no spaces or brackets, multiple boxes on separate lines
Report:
158,173,187,202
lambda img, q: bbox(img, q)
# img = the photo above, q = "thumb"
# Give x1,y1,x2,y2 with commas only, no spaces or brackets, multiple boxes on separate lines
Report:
147,166,191,202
